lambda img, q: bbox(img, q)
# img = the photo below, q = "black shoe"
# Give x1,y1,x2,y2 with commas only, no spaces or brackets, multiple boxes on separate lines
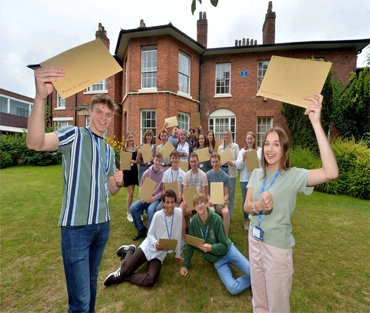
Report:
132,226,147,241
116,244,136,260
104,267,123,286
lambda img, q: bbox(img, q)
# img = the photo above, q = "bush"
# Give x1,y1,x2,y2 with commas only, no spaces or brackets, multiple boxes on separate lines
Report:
0,150,13,168
106,135,125,169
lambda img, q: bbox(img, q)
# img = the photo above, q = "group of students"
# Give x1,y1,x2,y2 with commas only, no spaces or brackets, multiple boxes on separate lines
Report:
27,66,338,313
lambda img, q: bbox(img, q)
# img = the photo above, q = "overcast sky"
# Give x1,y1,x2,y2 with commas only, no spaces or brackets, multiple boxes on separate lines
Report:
1,0,369,98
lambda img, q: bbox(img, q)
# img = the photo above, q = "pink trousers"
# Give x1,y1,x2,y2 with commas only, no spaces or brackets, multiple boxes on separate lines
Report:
248,234,293,313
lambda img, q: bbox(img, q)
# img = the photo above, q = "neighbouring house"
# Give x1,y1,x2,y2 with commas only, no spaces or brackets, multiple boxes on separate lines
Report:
29,2,370,147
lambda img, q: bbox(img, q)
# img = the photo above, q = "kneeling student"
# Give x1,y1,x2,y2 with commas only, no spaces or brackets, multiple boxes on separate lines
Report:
104,190,183,287
180,193,251,295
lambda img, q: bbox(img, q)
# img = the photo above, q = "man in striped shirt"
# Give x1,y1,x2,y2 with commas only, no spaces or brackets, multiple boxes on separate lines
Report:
27,66,123,313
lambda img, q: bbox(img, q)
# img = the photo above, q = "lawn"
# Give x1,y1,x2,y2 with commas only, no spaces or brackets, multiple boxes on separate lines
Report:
0,165,369,312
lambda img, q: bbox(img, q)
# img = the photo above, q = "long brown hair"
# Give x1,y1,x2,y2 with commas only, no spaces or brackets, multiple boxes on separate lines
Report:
261,127,291,177
207,130,215,149
244,131,257,150
142,129,154,144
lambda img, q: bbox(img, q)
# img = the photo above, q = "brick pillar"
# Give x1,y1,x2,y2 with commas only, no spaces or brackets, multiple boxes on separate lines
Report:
197,11,208,48
262,1,276,45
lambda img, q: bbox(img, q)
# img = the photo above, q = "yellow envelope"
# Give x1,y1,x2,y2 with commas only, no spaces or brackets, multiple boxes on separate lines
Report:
194,148,210,163
138,177,157,202
40,39,122,99
210,182,224,204
245,150,259,172
140,144,153,164
185,234,204,248
165,116,178,128
257,56,332,108
179,160,189,173
120,151,132,170
164,181,179,198
191,112,200,128
214,139,223,152
183,186,197,211
159,239,178,251
159,141,174,160
220,148,232,165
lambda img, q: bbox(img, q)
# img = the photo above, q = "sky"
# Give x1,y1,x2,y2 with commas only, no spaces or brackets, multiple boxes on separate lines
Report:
1,0,369,98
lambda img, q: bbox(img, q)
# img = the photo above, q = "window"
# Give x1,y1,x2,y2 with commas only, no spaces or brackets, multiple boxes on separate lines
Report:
215,63,231,95
85,79,108,93
178,52,190,94
258,61,269,90
178,112,190,132
257,117,273,147
141,47,157,89
85,116,91,127
54,121,70,130
209,109,236,141
16,107,28,117
140,110,156,144
57,93,65,108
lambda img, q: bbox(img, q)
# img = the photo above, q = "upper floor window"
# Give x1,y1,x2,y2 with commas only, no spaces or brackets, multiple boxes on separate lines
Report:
57,93,65,108
257,117,273,147
258,61,269,90
178,112,190,132
140,109,156,144
209,109,236,141
85,79,108,93
215,63,231,95
141,47,157,89
178,52,190,94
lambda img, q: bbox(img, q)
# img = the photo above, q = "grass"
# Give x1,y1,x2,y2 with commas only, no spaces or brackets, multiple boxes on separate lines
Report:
0,165,369,313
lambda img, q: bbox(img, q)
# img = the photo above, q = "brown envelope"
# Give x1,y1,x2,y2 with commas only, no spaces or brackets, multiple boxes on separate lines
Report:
138,177,157,202
185,234,204,248
220,148,232,164
165,116,178,128
183,186,197,211
159,239,178,251
191,112,200,128
40,39,122,99
120,151,132,170
245,150,259,171
164,181,179,198
194,148,210,163
214,139,223,152
257,56,332,108
140,144,153,164
210,182,224,204
179,160,189,173
159,141,174,160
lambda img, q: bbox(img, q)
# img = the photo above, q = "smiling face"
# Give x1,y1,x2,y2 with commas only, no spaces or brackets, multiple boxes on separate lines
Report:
163,195,176,216
126,133,134,145
207,131,214,142
88,103,113,136
198,134,205,147
246,134,255,149
145,133,153,144
189,156,199,171
263,131,283,172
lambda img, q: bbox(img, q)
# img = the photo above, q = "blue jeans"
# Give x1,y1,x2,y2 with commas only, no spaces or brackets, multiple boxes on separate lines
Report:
213,243,251,295
240,181,249,220
131,199,160,232
61,221,110,313
221,167,236,218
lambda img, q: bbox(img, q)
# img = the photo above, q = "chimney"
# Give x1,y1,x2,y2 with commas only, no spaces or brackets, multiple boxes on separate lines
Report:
139,19,146,28
197,11,208,48
95,23,110,49
262,1,276,44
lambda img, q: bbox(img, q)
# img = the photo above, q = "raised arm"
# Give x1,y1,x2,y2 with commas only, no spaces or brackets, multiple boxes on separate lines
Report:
26,67,65,151
305,94,339,186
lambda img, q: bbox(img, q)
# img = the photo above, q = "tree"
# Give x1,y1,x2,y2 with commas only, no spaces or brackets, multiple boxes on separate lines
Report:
191,0,219,15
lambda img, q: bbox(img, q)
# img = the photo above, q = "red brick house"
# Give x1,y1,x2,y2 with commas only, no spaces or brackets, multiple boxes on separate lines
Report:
46,2,369,148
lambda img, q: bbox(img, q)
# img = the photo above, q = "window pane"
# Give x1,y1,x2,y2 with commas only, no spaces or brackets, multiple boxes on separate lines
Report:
141,110,157,144
258,61,269,89
257,117,273,147
215,63,231,95
142,48,157,88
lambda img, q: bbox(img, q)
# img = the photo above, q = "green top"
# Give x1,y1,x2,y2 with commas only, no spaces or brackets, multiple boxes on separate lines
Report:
248,167,313,248
184,208,231,268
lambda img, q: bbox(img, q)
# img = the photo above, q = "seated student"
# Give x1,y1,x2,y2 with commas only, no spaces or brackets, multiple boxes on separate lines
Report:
180,193,251,295
130,152,164,241
206,153,230,235
104,190,183,287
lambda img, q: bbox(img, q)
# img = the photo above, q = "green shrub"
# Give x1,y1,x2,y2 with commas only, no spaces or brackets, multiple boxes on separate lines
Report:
0,150,13,168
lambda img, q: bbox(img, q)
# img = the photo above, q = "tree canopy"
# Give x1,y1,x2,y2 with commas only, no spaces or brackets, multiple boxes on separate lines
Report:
191,0,219,15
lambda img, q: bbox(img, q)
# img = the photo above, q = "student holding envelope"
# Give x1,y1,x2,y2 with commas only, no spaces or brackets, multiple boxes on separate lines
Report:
156,129,172,169
244,94,338,313
193,133,212,173
176,129,190,162
138,129,156,180
104,190,183,288
236,131,262,231
180,193,251,295
27,66,124,313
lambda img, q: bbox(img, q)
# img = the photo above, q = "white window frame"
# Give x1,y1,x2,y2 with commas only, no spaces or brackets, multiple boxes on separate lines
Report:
215,63,231,96
257,61,269,90
85,115,91,127
140,109,156,144
85,79,108,94
178,112,190,132
53,117,73,131
209,109,236,141
178,52,190,94
257,117,273,147
141,47,157,89
56,93,65,109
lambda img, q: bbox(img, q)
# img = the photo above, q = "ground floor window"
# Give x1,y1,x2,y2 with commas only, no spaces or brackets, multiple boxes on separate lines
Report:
209,109,236,141
140,110,156,144
257,117,273,147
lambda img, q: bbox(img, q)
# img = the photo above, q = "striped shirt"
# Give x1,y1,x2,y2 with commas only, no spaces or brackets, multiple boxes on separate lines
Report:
55,126,116,226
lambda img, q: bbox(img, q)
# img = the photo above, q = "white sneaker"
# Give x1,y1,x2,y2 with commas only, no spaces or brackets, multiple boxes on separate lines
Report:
244,220,250,231
127,213,133,222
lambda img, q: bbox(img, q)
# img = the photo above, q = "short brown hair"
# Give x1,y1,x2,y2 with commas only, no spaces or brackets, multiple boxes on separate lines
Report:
210,152,220,161
90,94,117,112
154,152,163,160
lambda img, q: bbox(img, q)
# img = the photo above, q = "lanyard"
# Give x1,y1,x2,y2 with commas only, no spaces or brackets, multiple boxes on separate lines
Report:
163,211,174,239
171,168,179,182
190,170,198,185
258,169,280,225
199,224,209,243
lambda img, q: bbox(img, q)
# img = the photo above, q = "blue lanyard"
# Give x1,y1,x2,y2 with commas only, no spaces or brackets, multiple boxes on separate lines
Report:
163,211,174,239
171,169,179,182
190,171,198,185
199,224,209,243
258,169,280,225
